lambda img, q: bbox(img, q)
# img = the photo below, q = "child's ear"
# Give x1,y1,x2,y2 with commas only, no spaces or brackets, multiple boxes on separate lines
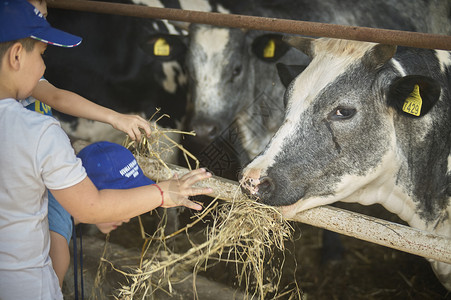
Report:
387,75,441,117
8,43,24,70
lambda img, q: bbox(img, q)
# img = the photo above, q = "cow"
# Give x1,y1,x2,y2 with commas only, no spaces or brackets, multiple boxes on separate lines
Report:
183,0,451,267
239,36,451,290
184,0,451,169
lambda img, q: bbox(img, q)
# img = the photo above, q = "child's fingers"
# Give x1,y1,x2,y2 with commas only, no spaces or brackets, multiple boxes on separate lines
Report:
126,128,138,141
133,116,152,137
139,121,152,137
185,172,212,187
131,126,142,141
180,168,211,183
181,199,203,211
187,187,213,197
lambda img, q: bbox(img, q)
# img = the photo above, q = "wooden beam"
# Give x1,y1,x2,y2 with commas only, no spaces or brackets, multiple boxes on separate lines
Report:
138,157,451,264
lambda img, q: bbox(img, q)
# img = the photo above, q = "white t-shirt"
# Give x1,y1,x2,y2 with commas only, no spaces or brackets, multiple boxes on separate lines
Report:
0,99,87,299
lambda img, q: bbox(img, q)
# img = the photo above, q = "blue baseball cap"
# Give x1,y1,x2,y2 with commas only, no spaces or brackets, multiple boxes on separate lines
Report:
0,0,82,47
77,141,155,190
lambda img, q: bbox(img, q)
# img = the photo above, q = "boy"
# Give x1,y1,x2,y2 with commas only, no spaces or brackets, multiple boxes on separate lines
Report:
22,0,153,287
26,0,151,141
0,1,213,299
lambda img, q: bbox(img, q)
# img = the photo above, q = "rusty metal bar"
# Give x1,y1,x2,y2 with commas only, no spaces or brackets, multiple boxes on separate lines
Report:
137,157,451,265
48,0,451,51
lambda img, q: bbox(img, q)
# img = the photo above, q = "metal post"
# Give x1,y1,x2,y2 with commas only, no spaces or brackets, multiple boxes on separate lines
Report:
48,0,451,50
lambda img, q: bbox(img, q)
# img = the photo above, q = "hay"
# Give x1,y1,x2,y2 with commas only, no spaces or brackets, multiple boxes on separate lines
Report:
123,109,199,170
96,112,300,299
111,197,297,299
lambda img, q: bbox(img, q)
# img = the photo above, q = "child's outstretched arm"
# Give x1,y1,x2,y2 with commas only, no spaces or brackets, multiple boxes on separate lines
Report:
32,80,151,140
50,169,213,224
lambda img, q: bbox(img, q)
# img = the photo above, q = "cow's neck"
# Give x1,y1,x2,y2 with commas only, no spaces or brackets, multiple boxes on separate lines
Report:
349,158,451,239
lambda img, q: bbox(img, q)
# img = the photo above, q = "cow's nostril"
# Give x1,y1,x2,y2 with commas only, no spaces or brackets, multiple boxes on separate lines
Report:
257,176,274,197
193,123,219,142
206,125,218,140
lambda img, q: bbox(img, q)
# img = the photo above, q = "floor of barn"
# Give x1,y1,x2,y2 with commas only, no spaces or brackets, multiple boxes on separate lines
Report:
62,201,450,300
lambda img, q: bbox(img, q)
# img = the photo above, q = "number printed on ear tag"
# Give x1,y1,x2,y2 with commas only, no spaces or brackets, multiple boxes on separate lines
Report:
154,38,170,56
402,84,422,116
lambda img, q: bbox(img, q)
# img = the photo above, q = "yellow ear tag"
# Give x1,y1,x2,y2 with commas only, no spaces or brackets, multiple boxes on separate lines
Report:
154,38,170,56
402,84,422,116
263,39,275,58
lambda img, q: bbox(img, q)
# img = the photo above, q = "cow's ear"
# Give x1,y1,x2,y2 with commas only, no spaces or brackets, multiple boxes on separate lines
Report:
387,75,441,117
252,34,290,62
276,63,306,88
363,44,397,69
283,36,315,58
141,34,187,61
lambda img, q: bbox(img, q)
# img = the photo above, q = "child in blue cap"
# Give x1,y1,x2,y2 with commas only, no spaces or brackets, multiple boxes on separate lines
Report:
49,141,162,288
22,0,153,287
24,0,152,141
0,1,213,299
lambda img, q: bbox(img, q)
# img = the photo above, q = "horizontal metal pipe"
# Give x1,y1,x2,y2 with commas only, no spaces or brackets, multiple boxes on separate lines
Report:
138,157,451,265
48,0,451,51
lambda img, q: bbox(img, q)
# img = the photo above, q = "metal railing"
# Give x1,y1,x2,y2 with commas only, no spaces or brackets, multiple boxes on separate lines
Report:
48,0,451,50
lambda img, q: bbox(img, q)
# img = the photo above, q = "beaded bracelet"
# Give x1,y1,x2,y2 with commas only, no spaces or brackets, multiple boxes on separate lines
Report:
153,184,164,207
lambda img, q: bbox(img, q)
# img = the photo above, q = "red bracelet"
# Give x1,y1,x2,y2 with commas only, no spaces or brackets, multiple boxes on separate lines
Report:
153,184,164,207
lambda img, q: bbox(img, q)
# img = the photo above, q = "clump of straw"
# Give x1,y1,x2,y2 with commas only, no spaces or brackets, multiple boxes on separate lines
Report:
112,197,296,299
98,110,300,299
123,109,199,171
201,197,295,298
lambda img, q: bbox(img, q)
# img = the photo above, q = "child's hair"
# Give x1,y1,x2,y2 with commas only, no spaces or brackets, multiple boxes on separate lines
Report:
0,38,37,69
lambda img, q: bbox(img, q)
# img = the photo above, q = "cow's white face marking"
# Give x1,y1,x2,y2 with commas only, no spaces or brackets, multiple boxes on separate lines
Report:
436,50,451,73
191,27,231,113
195,27,230,59
161,61,187,94
245,40,376,176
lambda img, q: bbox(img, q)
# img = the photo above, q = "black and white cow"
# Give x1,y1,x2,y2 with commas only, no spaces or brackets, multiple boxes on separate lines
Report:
185,0,451,165
240,36,451,290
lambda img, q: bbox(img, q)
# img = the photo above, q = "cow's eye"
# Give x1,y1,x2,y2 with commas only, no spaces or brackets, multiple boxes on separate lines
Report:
329,107,356,120
233,66,242,77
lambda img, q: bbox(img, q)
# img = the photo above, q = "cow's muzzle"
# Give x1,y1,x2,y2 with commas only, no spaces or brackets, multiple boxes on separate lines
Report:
240,169,275,202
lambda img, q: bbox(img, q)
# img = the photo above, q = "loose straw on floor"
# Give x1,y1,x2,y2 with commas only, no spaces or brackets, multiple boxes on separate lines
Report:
137,157,451,265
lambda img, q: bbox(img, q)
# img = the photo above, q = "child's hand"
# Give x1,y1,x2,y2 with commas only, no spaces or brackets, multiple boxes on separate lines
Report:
157,168,213,210
111,113,151,141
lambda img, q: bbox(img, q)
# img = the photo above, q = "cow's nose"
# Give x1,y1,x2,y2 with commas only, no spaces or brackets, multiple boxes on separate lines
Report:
256,176,275,199
192,122,219,142
240,175,275,202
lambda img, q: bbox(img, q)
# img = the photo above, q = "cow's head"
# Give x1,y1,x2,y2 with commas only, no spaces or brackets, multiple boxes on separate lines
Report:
185,25,249,143
240,37,444,222
185,24,308,147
